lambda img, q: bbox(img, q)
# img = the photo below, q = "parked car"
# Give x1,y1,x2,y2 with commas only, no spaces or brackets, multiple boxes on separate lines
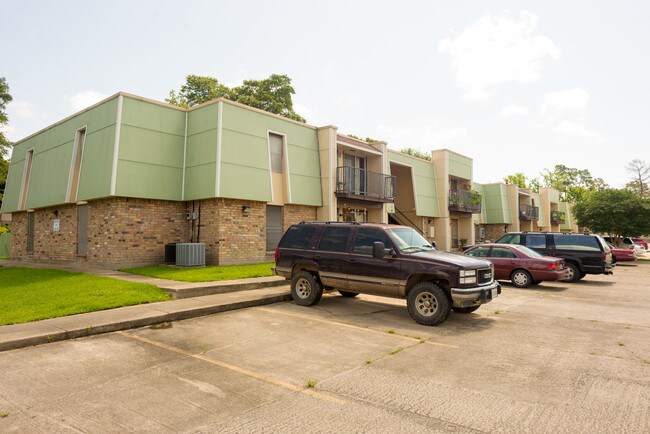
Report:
494,232,614,283
627,237,648,250
606,242,636,263
463,244,569,288
620,238,647,256
274,222,501,326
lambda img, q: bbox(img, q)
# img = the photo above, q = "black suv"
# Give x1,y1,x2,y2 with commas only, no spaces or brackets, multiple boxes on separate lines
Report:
274,222,501,326
494,232,614,282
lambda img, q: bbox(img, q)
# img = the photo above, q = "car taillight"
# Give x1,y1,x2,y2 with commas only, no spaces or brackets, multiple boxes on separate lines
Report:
274,247,279,264
548,262,561,270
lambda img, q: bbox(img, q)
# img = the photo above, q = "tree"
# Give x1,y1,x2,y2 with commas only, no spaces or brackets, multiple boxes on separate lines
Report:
573,189,650,240
0,76,12,159
1,77,12,214
625,159,650,197
400,147,431,161
166,74,305,122
503,173,528,188
540,164,608,203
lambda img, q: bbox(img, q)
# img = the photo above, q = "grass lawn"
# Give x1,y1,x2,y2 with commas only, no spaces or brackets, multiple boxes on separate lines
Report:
0,267,171,326
123,262,275,282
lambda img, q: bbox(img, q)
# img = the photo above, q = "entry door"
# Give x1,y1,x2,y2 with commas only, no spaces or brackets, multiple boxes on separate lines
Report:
343,154,366,194
266,206,283,251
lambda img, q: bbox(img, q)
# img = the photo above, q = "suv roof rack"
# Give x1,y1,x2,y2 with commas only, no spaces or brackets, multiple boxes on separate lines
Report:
298,221,363,225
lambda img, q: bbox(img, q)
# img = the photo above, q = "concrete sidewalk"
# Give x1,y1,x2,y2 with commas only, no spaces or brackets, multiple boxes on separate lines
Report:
0,260,292,352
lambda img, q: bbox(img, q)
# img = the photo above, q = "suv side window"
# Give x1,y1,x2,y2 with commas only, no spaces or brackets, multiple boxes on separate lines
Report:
525,234,546,249
318,227,352,252
279,225,318,249
553,234,600,251
352,228,391,255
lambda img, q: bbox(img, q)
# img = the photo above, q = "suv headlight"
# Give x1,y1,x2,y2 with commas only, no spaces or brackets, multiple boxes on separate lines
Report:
459,269,477,285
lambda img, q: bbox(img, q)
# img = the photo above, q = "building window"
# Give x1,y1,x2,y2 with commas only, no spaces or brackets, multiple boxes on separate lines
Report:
68,127,86,202
269,133,284,173
19,149,34,210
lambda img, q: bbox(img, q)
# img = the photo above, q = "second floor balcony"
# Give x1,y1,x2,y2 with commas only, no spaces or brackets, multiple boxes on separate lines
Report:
336,166,396,203
551,210,567,224
448,190,481,213
519,204,540,221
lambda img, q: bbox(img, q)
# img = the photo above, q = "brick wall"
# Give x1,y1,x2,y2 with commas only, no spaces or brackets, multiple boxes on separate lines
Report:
283,204,317,232
483,224,507,242
8,198,319,268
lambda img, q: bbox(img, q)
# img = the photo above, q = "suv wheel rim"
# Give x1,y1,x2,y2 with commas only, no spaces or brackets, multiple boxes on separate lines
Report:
415,292,438,317
513,272,527,286
295,278,311,298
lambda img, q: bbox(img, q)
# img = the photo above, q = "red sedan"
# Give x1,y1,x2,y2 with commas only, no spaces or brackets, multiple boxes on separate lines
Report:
607,242,636,263
464,243,569,288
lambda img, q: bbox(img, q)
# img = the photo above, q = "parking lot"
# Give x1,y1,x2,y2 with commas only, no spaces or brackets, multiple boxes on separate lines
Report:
1,263,649,433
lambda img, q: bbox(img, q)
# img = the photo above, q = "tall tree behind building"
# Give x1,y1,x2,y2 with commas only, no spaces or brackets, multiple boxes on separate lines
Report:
166,74,305,122
625,159,650,197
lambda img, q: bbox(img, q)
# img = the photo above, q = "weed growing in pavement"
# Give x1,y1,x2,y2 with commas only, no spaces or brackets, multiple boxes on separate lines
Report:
388,347,403,355
46,335,54,342
0,412,9,418
589,352,597,356
304,378,318,388
617,342,625,347
365,358,374,365
387,329,395,334
494,310,502,315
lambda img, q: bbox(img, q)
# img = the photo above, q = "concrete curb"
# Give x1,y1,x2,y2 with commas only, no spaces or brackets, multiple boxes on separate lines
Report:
0,287,291,352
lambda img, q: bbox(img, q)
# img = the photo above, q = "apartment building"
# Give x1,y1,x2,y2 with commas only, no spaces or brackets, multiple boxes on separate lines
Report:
1,92,575,267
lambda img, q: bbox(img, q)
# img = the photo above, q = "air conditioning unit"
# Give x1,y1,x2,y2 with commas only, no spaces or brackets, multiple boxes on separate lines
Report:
176,243,206,266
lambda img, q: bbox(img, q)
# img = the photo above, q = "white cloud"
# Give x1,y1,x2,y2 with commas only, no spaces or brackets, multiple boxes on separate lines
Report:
439,11,560,100
65,91,110,112
9,101,33,119
541,88,590,113
553,120,600,138
501,103,529,116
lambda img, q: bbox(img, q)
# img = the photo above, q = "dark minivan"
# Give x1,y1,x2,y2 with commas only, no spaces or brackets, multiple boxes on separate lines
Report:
274,222,501,326
494,232,614,282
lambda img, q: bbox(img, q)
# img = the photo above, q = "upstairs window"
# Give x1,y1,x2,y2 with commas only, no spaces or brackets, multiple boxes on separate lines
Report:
68,127,86,202
269,133,284,173
19,149,34,210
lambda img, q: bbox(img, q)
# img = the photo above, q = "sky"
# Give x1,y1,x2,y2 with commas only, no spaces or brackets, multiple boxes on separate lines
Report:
2,0,649,188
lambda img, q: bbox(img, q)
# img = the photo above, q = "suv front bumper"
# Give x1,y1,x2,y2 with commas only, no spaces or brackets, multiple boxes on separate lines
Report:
451,281,501,307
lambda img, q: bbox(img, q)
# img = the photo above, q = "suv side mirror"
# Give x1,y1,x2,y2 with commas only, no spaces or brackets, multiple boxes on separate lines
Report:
373,241,386,258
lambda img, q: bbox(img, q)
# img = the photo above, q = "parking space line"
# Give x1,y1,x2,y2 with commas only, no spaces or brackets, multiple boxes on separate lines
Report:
115,331,345,405
256,307,460,349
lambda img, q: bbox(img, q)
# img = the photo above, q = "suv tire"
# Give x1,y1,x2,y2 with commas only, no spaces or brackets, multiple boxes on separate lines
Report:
511,269,532,288
562,263,580,283
290,271,323,306
338,290,359,298
407,282,451,326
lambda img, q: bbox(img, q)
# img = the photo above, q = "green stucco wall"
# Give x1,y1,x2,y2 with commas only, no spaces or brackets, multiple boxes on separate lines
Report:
185,103,218,200
482,184,512,224
1,97,118,213
448,152,472,180
115,97,186,200
219,103,322,206
388,150,439,217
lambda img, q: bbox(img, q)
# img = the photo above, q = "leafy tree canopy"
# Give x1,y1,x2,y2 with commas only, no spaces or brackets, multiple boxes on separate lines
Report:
347,134,380,143
400,147,431,161
166,74,305,122
503,173,528,188
0,76,13,159
573,189,650,239
540,164,608,203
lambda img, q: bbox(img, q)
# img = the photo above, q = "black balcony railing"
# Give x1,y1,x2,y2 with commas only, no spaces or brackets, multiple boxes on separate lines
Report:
336,166,396,202
448,190,482,213
519,204,540,221
551,210,567,224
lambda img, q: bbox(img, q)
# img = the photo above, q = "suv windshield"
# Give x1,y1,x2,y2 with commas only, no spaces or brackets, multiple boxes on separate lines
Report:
386,227,435,253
